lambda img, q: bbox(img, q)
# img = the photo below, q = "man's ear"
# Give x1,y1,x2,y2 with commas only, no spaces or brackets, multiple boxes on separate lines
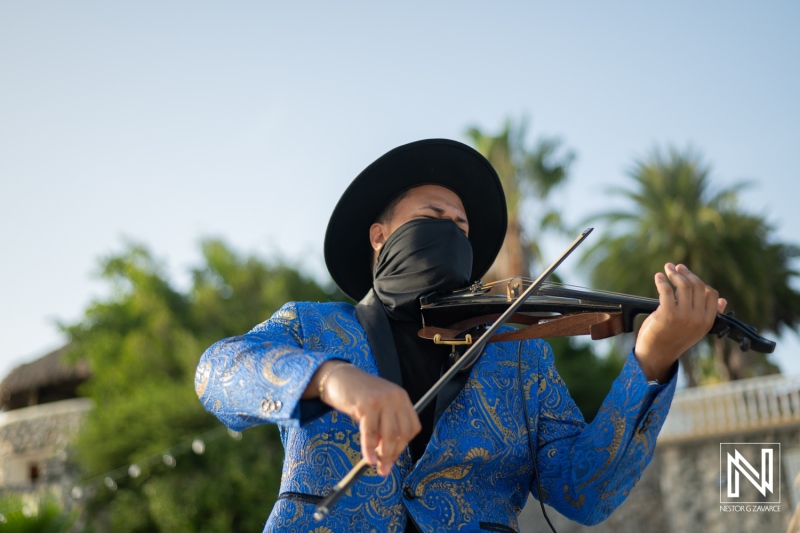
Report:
369,222,388,252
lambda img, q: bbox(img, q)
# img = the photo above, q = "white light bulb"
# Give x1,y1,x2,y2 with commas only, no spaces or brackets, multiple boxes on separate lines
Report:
192,439,206,455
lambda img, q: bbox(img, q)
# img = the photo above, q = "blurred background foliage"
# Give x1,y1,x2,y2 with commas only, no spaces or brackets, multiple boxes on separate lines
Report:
59,239,342,532
467,118,575,281
0,495,75,532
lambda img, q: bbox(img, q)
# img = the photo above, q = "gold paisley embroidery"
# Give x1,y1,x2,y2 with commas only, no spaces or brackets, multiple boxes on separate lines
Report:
194,361,211,398
326,313,355,346
268,305,302,336
279,453,308,488
307,429,362,468
632,426,650,449
577,414,626,490
472,382,515,442
274,306,298,321
271,306,302,344
260,345,299,386
464,447,491,462
563,483,586,509
367,497,404,523
415,464,473,497
601,415,626,466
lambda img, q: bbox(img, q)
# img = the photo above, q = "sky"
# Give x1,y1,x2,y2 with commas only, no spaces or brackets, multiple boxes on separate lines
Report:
1,2,799,381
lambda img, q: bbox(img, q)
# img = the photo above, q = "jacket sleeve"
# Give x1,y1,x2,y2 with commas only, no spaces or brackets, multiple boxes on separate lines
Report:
530,342,677,525
194,302,344,430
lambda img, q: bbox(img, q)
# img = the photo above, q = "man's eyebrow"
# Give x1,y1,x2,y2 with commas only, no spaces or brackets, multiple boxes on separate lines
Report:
421,204,468,225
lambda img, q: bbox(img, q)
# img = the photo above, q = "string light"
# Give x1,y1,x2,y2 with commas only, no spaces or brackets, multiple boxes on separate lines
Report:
191,438,205,455
80,426,234,494
128,464,142,478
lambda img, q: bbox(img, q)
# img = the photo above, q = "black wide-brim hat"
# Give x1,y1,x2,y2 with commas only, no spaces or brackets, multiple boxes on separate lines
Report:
324,138,508,302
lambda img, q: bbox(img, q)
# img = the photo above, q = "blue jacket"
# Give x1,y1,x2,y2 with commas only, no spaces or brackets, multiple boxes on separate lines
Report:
195,301,676,532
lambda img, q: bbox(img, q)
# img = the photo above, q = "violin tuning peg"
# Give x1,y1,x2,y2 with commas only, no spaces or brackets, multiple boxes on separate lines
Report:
740,337,751,352
717,326,731,339
726,311,735,318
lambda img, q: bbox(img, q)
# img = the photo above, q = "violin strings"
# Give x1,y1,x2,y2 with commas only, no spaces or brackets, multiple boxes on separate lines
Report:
469,277,660,304
541,282,658,303
511,278,659,304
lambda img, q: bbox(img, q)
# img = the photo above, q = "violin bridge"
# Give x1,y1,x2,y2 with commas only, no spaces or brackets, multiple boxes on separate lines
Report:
506,279,522,301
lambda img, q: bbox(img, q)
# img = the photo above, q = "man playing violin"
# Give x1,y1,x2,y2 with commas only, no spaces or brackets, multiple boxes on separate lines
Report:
195,139,726,533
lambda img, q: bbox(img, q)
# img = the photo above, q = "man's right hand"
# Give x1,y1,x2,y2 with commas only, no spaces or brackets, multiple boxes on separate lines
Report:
303,361,421,477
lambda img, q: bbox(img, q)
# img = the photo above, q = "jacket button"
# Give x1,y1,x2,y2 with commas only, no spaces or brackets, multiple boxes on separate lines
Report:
274,400,282,412
402,486,416,500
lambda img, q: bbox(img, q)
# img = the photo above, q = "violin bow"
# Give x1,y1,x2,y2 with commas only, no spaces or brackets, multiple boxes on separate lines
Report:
312,228,594,521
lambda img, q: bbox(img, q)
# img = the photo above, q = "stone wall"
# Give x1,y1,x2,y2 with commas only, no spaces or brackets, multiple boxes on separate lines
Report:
0,398,91,498
659,427,799,533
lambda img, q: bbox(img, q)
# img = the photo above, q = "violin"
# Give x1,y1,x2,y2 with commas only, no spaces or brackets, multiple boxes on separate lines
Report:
313,228,777,521
418,276,776,364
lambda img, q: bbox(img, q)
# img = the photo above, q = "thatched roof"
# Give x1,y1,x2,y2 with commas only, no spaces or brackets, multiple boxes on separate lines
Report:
0,345,90,399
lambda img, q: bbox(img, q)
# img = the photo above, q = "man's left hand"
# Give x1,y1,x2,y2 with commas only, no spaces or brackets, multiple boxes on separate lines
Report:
634,263,727,382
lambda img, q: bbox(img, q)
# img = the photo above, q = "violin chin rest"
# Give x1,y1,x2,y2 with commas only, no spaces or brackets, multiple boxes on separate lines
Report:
489,312,622,343
420,312,623,343
590,314,625,340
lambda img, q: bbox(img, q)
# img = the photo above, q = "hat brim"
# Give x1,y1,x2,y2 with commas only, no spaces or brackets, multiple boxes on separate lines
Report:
324,138,507,302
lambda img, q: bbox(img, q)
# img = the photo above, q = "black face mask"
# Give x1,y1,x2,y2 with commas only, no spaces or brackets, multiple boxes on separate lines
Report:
373,218,473,322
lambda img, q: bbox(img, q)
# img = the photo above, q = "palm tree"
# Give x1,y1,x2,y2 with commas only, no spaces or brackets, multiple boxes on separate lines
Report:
581,146,800,385
466,118,574,279
467,119,633,420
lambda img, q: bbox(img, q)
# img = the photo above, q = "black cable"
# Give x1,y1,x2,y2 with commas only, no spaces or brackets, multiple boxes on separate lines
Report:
517,341,557,533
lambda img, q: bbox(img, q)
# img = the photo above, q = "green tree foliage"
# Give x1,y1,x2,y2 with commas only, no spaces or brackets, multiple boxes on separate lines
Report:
581,147,800,385
63,239,341,532
0,495,75,533
466,118,575,278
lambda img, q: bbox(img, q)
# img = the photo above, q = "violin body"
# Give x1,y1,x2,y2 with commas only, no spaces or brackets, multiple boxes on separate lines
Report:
419,277,776,354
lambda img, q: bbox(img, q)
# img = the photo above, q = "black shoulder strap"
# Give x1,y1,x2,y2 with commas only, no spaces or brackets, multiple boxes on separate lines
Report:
355,289,403,388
